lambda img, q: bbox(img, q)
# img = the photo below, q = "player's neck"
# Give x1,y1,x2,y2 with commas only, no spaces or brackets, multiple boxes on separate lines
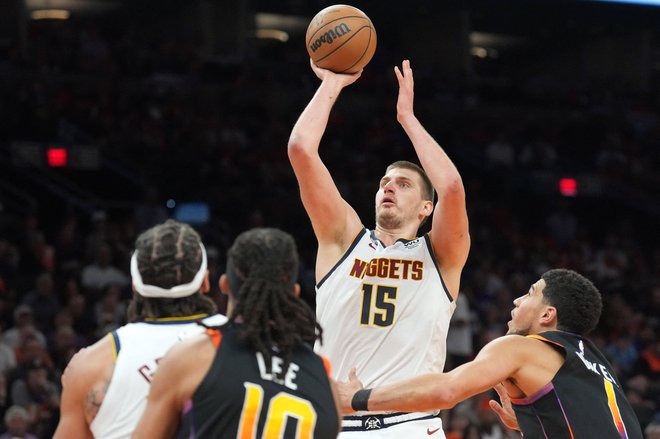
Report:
374,225,417,247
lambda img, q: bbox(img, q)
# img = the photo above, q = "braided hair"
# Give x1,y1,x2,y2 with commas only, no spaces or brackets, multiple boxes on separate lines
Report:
127,220,216,322
226,228,322,376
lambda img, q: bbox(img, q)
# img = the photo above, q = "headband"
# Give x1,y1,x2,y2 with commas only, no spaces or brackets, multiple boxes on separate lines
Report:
131,243,207,298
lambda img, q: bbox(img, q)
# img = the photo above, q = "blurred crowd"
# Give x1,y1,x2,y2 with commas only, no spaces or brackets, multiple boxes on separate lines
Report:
0,17,658,439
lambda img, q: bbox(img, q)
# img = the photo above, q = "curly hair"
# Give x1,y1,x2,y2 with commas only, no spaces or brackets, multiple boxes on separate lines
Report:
226,228,322,378
541,269,602,335
127,220,216,322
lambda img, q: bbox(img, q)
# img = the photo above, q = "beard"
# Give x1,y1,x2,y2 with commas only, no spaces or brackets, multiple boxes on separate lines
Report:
375,208,404,229
506,325,530,336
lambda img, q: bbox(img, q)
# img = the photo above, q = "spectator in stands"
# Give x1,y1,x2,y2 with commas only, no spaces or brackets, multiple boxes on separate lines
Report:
0,329,16,377
10,360,59,438
92,284,126,335
0,405,38,439
0,374,9,431
21,272,60,333
3,306,46,351
80,244,129,292
84,210,109,262
646,422,660,439
133,186,168,233
0,11,658,437
485,132,515,169
446,292,474,370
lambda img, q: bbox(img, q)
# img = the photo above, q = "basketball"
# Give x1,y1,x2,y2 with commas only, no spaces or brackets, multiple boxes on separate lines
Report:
306,4,377,74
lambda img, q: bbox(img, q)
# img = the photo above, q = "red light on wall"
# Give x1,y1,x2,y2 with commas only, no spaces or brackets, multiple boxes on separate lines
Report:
558,178,578,197
47,148,68,167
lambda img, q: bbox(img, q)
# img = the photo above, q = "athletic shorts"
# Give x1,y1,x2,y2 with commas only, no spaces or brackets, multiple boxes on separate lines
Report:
339,412,445,438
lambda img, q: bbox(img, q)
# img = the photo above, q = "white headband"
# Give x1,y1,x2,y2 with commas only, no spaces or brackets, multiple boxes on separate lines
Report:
131,243,207,298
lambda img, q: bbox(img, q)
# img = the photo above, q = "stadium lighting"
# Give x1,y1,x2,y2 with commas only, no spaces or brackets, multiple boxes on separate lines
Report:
30,9,70,20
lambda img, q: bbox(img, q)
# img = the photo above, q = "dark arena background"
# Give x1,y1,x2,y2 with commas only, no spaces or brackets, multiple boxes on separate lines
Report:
0,0,658,437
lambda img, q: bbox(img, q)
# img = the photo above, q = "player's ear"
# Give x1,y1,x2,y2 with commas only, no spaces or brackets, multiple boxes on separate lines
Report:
219,274,230,296
540,306,557,326
421,200,434,217
200,270,211,294
293,283,301,298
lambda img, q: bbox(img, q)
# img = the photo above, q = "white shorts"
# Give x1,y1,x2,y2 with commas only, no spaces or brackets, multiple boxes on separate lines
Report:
339,412,445,438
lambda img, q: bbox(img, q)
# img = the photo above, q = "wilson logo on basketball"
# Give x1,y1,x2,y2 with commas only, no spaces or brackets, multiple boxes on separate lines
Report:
308,23,351,52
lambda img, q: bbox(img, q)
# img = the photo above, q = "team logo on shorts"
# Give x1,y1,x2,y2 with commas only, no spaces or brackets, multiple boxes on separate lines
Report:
364,416,382,430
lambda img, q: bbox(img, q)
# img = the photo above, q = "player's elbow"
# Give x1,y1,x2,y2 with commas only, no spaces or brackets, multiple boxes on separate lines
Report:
443,176,465,196
287,132,312,154
287,135,313,162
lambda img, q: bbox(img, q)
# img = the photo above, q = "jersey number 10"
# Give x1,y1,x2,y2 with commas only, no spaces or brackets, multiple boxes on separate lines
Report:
360,284,398,327
237,382,317,438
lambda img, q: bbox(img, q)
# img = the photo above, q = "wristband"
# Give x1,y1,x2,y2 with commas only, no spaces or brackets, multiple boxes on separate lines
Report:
351,388,372,412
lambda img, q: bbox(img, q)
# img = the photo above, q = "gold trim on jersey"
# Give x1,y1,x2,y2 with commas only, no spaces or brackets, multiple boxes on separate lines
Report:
143,313,209,322
108,333,119,361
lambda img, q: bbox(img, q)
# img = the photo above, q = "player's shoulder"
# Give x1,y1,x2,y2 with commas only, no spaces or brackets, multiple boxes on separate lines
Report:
159,330,217,377
77,333,114,363
173,319,224,355
62,334,114,386
172,333,212,355
486,334,523,348
492,334,566,359
482,334,542,356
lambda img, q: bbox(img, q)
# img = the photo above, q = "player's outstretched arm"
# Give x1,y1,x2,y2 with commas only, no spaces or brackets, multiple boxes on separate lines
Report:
341,336,522,413
394,60,470,298
133,335,215,439
287,60,363,278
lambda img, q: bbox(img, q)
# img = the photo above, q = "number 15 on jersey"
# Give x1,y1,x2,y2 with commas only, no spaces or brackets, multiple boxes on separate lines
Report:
360,283,398,327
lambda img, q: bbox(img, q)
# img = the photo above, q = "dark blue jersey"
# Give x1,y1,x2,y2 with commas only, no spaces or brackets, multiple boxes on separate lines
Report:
511,331,642,438
177,322,339,439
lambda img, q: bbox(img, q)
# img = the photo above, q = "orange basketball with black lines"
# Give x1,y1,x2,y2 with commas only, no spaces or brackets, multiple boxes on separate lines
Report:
306,4,377,74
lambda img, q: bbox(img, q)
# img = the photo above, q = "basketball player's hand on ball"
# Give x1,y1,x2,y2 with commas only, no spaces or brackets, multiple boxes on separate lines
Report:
310,59,362,87
394,60,415,123
489,383,521,431
335,367,364,414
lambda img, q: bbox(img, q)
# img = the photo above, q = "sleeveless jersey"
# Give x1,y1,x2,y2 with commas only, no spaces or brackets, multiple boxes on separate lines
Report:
90,314,227,439
512,331,643,438
178,322,339,439
316,228,455,388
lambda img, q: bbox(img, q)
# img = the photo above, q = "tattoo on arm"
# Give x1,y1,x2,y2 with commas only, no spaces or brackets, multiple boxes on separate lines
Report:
84,379,110,424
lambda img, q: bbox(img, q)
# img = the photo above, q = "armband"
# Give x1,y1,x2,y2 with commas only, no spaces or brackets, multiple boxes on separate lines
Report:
351,388,372,412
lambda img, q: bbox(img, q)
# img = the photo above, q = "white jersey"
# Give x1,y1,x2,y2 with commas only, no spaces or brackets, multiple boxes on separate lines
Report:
90,314,227,439
316,228,455,388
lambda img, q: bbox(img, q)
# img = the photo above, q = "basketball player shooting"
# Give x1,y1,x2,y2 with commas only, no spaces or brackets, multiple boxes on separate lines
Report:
287,59,470,438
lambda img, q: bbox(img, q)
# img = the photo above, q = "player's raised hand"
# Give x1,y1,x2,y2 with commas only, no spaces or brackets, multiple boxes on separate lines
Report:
489,383,520,431
335,367,365,414
394,59,415,122
310,58,362,87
